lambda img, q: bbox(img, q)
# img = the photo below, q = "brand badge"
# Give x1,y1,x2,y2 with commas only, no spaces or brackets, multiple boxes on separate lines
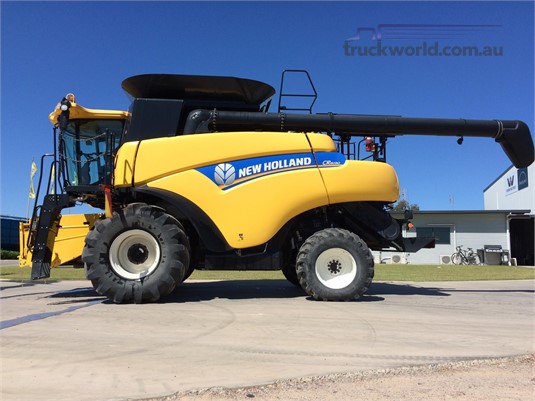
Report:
214,163,236,186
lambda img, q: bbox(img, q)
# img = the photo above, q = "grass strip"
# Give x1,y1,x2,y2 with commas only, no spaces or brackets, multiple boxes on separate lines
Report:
1,263,533,282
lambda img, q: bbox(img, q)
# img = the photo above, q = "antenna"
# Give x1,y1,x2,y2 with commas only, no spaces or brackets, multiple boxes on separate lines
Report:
449,194,455,210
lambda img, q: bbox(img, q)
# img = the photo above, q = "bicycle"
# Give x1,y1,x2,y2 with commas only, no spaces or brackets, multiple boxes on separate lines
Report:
451,245,481,265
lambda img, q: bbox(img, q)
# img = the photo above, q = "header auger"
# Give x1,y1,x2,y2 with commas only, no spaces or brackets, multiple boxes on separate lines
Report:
23,71,533,303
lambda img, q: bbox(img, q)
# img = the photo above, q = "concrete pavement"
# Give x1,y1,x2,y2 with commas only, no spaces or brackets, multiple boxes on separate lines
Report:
1,278,534,401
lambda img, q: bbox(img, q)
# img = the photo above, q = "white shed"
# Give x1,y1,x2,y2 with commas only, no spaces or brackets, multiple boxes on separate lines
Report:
380,209,532,266
484,164,533,212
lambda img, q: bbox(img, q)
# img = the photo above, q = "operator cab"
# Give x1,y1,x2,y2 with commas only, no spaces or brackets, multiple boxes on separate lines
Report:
60,118,124,187
48,99,128,197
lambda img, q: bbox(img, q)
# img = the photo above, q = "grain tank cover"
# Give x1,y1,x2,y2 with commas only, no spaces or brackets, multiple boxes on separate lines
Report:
121,74,275,108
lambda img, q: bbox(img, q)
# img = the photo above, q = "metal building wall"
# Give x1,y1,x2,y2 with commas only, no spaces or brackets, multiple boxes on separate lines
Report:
484,164,534,212
1,216,26,251
378,211,510,265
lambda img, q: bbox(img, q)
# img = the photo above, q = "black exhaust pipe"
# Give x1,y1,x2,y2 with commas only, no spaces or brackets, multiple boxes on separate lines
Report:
184,110,533,168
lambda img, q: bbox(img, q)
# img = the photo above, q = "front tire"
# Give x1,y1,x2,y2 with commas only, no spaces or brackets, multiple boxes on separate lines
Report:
296,228,374,301
82,203,190,303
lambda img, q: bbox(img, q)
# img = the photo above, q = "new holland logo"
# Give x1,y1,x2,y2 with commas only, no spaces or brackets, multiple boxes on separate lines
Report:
214,163,236,186
196,152,346,189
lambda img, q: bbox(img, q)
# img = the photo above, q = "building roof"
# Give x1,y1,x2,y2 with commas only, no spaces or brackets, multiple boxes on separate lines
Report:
0,215,27,221
483,164,515,192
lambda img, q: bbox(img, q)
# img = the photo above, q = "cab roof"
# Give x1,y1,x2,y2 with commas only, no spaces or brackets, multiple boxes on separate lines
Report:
48,103,128,125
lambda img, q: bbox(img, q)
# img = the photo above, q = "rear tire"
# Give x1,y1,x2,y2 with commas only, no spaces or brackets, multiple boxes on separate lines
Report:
296,228,374,301
82,203,190,303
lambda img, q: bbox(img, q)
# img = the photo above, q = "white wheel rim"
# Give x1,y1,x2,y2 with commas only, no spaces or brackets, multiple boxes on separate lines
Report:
315,248,357,289
109,229,161,280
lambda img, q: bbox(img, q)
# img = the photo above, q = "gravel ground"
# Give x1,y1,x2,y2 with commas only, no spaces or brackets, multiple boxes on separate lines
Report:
139,355,534,401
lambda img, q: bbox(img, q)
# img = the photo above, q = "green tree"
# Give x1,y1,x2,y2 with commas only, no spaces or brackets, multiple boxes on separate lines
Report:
392,199,420,212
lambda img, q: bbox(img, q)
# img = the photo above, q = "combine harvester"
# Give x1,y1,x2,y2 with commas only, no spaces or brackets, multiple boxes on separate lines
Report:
21,71,534,303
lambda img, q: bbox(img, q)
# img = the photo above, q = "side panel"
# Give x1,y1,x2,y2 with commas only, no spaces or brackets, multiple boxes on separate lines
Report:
133,132,315,185
147,165,329,249
319,161,400,204
306,132,400,203
132,132,400,249
114,141,139,187
132,132,328,248
306,133,338,152
19,214,101,268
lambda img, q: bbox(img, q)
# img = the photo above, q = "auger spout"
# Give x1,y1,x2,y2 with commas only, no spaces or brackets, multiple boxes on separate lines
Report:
184,110,534,168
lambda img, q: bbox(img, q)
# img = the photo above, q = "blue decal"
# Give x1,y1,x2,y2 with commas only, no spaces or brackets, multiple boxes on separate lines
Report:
196,151,346,189
315,152,346,167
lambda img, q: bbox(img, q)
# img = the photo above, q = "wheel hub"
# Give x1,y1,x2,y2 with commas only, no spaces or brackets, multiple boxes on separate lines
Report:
127,244,149,265
315,248,358,290
328,259,342,274
109,229,161,280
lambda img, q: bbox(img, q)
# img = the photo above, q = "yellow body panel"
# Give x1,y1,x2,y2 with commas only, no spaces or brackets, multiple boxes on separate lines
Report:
320,160,399,204
148,168,329,248
19,214,101,268
306,133,339,152
48,103,128,125
121,131,400,249
114,141,140,187
133,132,315,185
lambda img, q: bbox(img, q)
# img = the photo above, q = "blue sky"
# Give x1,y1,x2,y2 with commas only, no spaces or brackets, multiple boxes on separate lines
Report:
1,1,533,217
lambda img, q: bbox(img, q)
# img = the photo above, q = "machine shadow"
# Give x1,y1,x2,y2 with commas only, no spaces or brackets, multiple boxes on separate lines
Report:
368,282,451,297
46,287,107,305
38,281,453,304
165,280,450,303
167,279,304,303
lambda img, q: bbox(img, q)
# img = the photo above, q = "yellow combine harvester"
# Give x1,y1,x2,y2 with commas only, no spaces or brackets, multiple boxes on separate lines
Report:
24,71,534,303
